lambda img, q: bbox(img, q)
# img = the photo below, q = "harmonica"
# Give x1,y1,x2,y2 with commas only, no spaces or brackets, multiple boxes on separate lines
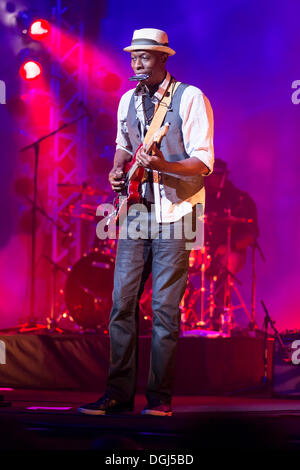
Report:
129,74,150,81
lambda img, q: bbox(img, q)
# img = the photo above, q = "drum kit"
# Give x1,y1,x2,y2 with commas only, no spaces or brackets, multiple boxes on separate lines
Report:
180,210,256,336
48,182,260,336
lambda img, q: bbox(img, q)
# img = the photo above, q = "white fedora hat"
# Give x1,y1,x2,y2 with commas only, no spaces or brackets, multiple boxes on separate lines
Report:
123,28,176,56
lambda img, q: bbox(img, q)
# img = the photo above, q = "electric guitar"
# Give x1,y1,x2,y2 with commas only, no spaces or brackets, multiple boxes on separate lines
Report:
108,122,170,227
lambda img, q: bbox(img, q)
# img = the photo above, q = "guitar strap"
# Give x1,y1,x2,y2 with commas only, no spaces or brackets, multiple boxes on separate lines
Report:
143,79,181,184
143,79,181,147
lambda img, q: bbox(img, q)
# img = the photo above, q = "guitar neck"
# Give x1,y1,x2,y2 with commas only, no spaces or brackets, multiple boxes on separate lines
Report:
127,161,139,181
126,123,169,182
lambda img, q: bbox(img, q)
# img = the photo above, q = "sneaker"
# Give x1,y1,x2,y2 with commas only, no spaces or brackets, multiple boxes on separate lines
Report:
142,403,172,416
78,395,134,415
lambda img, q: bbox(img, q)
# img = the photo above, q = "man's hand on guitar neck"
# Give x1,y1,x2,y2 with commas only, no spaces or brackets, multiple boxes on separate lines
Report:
136,144,167,172
109,168,125,192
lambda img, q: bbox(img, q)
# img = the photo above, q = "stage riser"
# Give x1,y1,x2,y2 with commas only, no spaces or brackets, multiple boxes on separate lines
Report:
273,334,300,397
0,335,265,394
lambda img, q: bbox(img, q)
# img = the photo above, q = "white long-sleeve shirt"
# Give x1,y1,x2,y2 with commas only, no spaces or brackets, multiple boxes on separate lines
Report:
116,71,214,223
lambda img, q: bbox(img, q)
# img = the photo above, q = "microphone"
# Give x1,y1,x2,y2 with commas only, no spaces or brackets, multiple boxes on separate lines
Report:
129,74,150,82
78,101,93,122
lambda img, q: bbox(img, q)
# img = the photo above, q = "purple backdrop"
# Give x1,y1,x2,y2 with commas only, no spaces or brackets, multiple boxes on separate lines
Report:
100,0,300,330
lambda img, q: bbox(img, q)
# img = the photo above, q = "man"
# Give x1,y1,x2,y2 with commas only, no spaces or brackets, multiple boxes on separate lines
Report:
78,28,214,416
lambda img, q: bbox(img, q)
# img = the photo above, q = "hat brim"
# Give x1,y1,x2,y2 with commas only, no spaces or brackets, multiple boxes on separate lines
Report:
123,45,176,56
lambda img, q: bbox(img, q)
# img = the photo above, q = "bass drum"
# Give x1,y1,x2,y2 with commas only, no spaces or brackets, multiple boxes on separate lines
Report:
65,250,115,329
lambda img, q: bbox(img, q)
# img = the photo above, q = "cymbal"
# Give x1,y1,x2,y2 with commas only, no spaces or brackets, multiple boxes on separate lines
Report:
59,209,95,222
80,203,98,211
57,182,109,196
206,213,253,225
218,215,253,224
59,201,105,221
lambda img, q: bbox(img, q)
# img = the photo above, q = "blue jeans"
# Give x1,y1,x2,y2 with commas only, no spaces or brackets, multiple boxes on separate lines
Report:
106,215,191,406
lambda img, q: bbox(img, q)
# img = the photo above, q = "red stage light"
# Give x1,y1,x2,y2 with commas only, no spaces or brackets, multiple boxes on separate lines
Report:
29,19,50,40
19,61,43,81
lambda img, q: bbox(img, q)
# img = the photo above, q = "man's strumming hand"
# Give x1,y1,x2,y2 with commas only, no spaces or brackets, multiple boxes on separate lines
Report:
136,144,167,172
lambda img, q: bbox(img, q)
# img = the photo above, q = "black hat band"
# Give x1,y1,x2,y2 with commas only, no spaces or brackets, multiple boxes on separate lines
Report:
131,38,169,47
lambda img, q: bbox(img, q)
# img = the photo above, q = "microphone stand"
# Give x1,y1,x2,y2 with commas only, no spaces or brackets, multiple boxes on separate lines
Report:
224,300,276,396
0,201,72,334
19,112,89,331
261,300,284,389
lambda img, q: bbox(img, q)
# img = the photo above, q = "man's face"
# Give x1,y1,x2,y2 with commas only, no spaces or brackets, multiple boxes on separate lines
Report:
131,50,167,86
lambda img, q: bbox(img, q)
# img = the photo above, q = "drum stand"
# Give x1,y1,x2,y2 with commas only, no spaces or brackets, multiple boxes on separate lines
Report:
249,241,258,330
222,208,234,334
198,247,209,327
180,246,215,330
221,267,252,334
207,276,217,329
249,239,266,330
222,235,266,335
220,208,254,335
181,211,263,335
43,256,74,333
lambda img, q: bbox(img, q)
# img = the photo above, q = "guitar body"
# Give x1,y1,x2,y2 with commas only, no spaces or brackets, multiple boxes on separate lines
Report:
124,144,145,203
113,144,145,224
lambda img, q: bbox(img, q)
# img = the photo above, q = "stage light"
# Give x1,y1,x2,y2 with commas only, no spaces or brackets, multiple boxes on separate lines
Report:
29,19,50,40
18,44,51,82
19,61,43,81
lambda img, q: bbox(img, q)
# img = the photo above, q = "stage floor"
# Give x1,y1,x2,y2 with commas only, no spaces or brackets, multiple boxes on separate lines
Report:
1,389,300,452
